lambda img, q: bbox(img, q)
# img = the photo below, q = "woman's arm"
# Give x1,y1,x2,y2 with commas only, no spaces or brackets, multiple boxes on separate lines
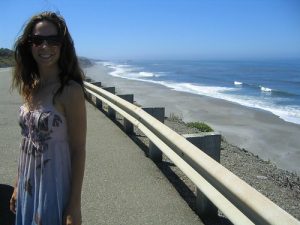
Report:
62,82,86,225
10,176,18,214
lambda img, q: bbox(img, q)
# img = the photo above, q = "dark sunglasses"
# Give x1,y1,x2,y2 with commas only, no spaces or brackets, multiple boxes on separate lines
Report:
28,35,62,46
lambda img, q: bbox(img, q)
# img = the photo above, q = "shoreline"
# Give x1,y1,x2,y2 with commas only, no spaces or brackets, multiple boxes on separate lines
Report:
85,64,300,175
2,67,299,220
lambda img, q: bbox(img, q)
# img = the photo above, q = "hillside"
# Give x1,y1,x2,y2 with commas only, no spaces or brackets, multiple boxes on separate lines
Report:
0,48,14,67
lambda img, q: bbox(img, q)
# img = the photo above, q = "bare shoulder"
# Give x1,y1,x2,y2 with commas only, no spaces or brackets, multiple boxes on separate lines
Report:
61,80,87,142
66,80,84,95
61,80,85,101
57,81,85,115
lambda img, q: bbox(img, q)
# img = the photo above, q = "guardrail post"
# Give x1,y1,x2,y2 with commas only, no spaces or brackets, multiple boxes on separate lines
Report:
117,94,134,103
182,132,221,218
90,82,103,110
107,106,116,119
102,87,116,119
103,87,115,94
86,91,92,103
95,98,103,110
118,94,134,133
91,81,102,87
84,80,93,103
142,107,165,162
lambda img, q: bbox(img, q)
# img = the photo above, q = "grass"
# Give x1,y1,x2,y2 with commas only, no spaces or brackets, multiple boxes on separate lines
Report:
168,112,214,132
186,121,214,132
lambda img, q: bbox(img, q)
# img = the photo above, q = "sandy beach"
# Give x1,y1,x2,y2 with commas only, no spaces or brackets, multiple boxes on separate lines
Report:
85,63,300,175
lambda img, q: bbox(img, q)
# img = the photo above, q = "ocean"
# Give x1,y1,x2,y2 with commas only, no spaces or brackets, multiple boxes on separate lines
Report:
98,59,300,125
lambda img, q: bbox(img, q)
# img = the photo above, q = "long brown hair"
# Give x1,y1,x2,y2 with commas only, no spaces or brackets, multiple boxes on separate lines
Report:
12,11,86,104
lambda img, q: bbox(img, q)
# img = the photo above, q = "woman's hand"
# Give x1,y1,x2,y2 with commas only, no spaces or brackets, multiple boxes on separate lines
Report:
10,187,17,214
63,204,82,225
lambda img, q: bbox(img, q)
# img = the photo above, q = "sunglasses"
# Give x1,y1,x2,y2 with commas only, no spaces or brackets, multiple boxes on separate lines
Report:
28,35,62,46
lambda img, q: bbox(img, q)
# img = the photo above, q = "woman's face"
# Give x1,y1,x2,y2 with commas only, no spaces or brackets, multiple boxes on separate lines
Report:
31,20,61,69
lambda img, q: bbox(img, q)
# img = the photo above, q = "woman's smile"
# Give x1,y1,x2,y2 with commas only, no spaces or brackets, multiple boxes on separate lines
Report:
38,53,55,60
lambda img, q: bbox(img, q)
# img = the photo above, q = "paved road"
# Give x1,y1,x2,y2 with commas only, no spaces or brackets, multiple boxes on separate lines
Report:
0,68,203,225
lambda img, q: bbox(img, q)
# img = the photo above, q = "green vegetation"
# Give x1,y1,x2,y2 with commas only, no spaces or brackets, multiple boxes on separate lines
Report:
168,112,214,132
0,48,14,68
186,122,214,132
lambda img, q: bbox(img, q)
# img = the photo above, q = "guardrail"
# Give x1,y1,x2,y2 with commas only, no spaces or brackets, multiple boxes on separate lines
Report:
84,81,300,225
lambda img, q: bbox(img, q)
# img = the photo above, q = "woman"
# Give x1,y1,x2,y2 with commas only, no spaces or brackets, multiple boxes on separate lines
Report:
10,11,86,225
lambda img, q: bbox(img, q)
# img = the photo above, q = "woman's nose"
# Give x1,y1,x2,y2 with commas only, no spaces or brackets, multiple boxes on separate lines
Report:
40,40,50,48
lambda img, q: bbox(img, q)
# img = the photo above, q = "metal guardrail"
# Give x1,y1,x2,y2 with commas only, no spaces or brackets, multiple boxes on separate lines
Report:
84,81,300,225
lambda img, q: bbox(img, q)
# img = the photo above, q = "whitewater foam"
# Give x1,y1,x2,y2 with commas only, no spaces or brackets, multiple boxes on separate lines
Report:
234,81,243,86
260,86,272,92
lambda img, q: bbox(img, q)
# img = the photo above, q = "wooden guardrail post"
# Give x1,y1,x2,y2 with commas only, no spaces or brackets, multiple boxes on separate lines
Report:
118,94,134,133
86,91,92,103
183,132,221,218
103,87,116,119
91,81,102,87
142,107,165,162
102,87,115,94
91,82,103,109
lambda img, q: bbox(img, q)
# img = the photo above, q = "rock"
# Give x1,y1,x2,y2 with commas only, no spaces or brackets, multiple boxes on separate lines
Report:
256,175,268,180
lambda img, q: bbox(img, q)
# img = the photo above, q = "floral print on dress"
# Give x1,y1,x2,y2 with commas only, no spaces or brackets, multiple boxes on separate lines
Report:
19,108,63,157
24,178,32,197
52,114,63,127
36,159,51,170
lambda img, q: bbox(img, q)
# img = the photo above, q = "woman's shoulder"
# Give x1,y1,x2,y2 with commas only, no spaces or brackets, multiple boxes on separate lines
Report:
63,80,84,95
66,80,83,89
59,80,85,104
60,80,85,118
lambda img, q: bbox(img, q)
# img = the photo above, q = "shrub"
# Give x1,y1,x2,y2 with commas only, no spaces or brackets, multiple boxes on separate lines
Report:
186,122,214,132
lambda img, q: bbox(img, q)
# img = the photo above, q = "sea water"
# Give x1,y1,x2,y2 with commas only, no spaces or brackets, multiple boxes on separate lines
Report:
99,59,300,125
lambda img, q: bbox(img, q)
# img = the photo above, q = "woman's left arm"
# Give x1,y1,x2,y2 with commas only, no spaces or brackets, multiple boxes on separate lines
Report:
63,82,87,225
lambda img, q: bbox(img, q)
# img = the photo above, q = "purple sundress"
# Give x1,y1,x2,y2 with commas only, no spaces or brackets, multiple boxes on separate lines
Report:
16,99,71,225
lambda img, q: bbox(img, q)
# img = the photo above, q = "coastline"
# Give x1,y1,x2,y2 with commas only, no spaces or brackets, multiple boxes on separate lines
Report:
85,63,300,175
2,66,299,220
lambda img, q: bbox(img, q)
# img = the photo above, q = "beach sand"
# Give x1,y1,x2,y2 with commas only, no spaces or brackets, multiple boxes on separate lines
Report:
85,64,300,175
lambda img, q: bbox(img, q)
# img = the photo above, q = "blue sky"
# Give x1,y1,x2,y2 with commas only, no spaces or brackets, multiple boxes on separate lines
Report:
0,0,300,60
